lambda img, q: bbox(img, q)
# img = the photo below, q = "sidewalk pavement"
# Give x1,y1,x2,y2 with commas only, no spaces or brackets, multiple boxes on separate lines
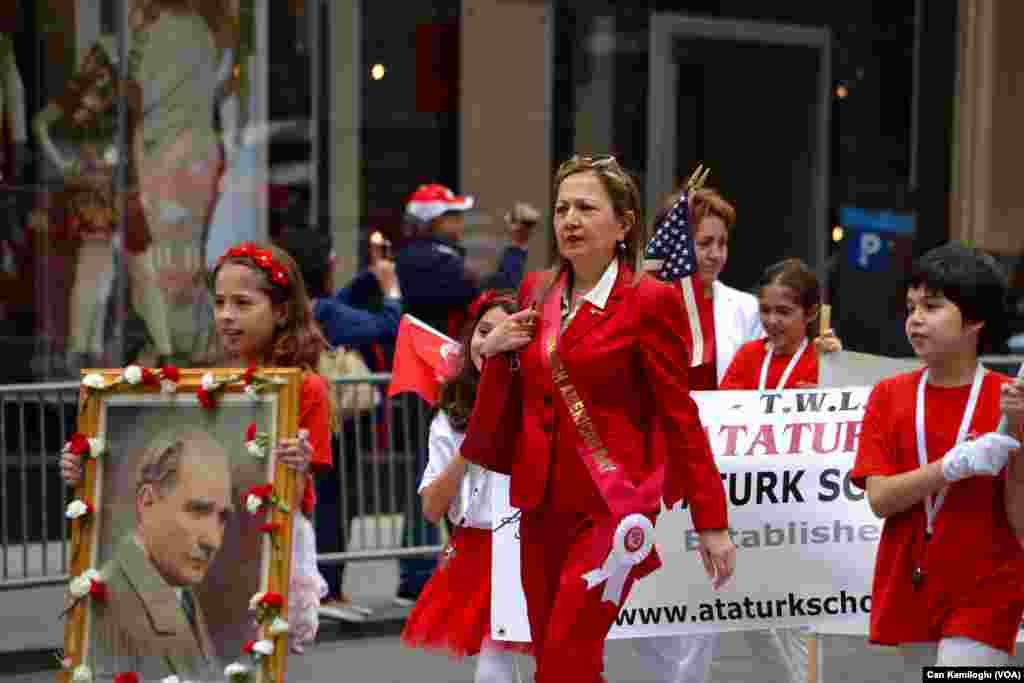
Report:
6,554,1024,681
9,630,1024,683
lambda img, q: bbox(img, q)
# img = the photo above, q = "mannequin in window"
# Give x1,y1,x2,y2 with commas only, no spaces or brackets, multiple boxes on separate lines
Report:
32,36,174,370
129,0,235,364
0,30,29,323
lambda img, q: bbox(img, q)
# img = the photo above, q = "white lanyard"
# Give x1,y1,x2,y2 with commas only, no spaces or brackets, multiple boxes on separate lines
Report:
758,338,809,391
915,364,986,535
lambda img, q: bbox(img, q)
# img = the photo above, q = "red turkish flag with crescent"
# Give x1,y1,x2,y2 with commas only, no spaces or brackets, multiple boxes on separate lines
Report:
387,315,462,406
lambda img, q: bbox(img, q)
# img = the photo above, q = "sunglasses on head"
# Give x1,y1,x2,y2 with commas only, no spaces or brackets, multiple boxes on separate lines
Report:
558,154,620,174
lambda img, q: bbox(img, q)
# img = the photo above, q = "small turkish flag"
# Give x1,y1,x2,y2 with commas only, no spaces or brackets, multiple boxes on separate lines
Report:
387,315,462,406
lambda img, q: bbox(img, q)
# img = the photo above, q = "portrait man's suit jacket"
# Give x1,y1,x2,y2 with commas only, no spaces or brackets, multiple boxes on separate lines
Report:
92,535,216,680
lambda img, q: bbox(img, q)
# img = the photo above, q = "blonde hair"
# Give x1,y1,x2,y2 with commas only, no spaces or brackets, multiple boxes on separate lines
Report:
533,155,646,304
552,155,645,270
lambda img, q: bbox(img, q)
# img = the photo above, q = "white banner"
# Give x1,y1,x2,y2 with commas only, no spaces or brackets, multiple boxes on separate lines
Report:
491,387,878,641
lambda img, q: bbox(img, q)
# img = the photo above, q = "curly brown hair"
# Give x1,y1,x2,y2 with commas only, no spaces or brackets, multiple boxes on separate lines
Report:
438,291,519,432
209,241,327,371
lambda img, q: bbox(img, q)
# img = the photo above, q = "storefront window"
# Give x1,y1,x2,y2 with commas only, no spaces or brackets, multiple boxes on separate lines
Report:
2,1,324,381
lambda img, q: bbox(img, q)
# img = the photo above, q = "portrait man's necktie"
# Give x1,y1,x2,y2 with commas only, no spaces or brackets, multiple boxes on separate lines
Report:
180,589,197,630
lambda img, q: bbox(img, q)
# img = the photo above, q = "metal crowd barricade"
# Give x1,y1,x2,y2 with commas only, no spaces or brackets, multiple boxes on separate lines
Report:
0,373,445,592
0,380,79,590
316,374,444,567
5,356,1017,588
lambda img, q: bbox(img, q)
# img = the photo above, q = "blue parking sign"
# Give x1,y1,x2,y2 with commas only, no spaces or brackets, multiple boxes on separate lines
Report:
848,229,890,272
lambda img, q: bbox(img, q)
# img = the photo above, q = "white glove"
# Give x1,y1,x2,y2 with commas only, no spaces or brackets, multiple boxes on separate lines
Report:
941,433,1022,482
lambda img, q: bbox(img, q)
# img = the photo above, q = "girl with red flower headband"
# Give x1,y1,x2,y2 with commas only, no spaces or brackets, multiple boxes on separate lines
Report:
211,241,334,654
401,290,533,681
61,241,336,655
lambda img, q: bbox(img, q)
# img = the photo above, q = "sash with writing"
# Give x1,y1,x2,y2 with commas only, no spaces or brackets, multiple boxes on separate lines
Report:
539,271,660,519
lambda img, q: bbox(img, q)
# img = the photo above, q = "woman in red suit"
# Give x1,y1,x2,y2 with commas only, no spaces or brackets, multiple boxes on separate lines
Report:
460,155,735,683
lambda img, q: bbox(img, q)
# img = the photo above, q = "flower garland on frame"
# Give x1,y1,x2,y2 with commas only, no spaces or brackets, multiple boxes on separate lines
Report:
70,363,295,680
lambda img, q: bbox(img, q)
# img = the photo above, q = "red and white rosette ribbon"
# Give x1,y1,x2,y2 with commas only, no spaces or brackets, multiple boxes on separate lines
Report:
582,514,654,606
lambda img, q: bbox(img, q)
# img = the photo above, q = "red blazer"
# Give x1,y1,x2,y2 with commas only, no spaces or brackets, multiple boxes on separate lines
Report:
461,264,728,531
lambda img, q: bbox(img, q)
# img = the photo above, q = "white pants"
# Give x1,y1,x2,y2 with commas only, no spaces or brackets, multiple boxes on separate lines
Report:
474,644,521,683
631,629,809,683
900,638,1010,682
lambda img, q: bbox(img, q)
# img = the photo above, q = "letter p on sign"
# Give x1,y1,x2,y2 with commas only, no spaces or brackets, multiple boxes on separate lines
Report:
857,232,882,268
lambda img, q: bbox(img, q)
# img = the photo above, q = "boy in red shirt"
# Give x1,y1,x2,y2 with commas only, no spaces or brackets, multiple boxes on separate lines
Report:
851,242,1024,673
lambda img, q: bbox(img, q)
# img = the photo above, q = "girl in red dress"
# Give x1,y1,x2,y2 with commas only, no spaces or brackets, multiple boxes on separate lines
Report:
460,155,735,683
401,290,531,682
61,241,335,655
721,258,840,391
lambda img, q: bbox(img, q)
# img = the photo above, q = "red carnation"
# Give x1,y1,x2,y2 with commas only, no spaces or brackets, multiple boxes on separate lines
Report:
197,387,215,409
260,592,284,608
246,422,258,442
243,639,256,654
252,484,274,499
113,673,139,683
140,368,160,386
243,366,256,385
243,484,274,508
258,522,281,534
88,580,108,603
160,365,180,382
271,269,289,287
68,433,90,456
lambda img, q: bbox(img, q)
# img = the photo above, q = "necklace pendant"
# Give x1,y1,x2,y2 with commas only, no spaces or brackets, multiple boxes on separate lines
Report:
911,566,925,587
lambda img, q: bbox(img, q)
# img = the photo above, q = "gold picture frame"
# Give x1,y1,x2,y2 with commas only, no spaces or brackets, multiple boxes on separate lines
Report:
60,367,302,683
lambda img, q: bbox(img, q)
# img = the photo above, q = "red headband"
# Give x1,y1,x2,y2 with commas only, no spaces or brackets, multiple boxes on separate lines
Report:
216,243,290,288
468,290,501,322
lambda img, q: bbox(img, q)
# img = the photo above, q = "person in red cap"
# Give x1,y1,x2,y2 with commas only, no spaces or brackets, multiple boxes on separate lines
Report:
396,183,537,339
393,183,538,607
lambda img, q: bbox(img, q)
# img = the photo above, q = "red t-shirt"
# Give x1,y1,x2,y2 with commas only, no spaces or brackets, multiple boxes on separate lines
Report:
850,369,1024,653
719,338,819,390
300,372,333,517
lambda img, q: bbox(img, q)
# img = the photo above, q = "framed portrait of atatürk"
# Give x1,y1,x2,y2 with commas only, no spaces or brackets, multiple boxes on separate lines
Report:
60,366,302,683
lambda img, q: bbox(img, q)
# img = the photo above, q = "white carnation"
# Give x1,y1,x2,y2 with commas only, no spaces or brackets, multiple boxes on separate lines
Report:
65,500,89,519
159,677,180,683
251,639,275,657
87,438,104,457
201,372,217,391
245,385,259,399
160,379,177,394
246,441,265,458
248,591,266,611
71,665,92,683
68,575,92,598
224,663,249,678
68,568,101,598
122,365,143,384
245,494,263,515
269,617,290,636
82,374,105,389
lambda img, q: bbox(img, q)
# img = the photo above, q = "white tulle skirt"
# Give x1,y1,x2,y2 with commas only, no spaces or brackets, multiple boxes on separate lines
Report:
289,513,328,648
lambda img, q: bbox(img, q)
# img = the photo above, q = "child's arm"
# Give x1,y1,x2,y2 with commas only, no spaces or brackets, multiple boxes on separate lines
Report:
1005,452,1024,548
421,453,469,525
867,434,1020,519
1000,379,1024,544
864,464,947,519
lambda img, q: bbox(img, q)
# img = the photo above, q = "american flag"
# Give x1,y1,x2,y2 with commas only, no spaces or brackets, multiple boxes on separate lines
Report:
643,193,715,367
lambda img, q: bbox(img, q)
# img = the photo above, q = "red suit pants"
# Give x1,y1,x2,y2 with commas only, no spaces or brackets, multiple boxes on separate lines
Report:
520,507,641,683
